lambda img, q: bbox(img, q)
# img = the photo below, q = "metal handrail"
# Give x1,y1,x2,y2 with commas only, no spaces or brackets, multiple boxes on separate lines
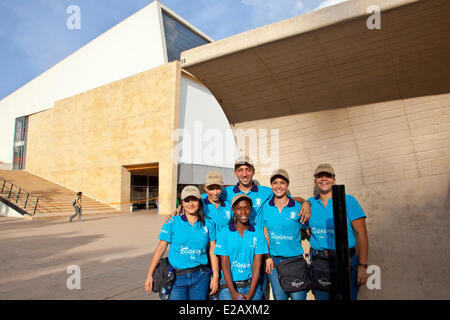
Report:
0,178,40,216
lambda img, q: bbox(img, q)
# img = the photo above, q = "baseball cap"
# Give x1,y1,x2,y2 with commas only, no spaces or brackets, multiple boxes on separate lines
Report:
314,163,336,177
231,194,253,208
234,155,254,169
204,171,223,187
270,168,290,183
180,185,201,201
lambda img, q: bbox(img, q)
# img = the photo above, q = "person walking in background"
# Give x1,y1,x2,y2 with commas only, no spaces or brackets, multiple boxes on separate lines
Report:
69,192,83,222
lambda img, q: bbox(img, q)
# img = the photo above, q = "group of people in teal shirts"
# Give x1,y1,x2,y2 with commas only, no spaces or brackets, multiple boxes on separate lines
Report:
144,156,369,300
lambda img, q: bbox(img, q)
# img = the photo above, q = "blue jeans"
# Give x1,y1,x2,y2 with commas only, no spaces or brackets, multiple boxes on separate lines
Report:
219,277,265,300
168,268,210,300
268,256,307,300
313,254,360,300
70,207,82,221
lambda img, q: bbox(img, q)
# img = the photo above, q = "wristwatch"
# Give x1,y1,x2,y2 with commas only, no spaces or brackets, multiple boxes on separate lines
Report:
358,263,368,268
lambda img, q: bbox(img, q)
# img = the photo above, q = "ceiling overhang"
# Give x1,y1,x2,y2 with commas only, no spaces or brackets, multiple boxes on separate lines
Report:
181,0,450,124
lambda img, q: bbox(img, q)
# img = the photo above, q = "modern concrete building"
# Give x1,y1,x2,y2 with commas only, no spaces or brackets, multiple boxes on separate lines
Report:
0,1,237,215
181,0,450,299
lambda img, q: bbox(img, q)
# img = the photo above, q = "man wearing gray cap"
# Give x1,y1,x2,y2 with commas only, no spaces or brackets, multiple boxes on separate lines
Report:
220,155,311,227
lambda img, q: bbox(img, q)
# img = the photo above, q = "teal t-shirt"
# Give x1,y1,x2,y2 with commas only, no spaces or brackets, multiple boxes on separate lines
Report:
214,223,268,281
220,183,273,227
202,197,233,233
307,194,366,250
262,196,308,257
158,214,216,269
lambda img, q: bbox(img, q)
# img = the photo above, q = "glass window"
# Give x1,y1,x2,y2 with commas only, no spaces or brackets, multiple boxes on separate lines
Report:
12,116,28,170
162,11,209,62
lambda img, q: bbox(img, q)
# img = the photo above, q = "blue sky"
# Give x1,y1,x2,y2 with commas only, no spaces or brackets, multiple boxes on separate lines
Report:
0,0,347,100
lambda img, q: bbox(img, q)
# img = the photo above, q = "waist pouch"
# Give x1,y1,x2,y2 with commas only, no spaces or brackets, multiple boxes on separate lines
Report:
310,257,337,292
152,257,172,293
276,257,312,293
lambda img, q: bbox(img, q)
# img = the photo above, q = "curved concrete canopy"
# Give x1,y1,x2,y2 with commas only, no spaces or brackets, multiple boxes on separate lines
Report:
181,0,450,124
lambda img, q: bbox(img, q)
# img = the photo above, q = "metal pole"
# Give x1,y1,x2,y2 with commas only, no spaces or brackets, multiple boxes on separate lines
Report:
33,197,39,216
24,193,30,209
16,188,21,203
8,183,13,199
332,184,352,300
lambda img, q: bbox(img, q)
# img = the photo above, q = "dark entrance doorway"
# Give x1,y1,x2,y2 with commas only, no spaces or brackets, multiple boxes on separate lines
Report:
125,163,159,211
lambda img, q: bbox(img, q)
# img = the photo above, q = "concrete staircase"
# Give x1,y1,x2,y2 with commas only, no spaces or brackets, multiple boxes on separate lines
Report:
0,170,121,220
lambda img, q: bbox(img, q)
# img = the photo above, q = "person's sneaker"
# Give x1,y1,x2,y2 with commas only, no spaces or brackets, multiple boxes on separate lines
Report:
69,219,72,222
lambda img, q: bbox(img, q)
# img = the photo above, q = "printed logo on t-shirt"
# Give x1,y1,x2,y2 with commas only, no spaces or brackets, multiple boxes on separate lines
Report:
289,211,297,220
232,260,251,273
180,246,203,260
250,236,257,248
270,231,293,245
311,227,335,239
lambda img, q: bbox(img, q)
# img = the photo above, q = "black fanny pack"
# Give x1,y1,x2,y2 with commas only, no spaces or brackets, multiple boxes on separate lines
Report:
276,257,312,293
310,248,356,292
310,256,337,292
152,257,173,293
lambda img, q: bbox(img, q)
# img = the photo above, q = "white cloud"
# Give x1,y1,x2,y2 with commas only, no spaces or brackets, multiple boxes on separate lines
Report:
314,0,349,11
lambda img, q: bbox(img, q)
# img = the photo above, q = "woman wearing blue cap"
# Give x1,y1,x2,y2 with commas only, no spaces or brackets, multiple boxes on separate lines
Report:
262,169,310,300
307,164,369,300
214,194,268,300
144,185,219,300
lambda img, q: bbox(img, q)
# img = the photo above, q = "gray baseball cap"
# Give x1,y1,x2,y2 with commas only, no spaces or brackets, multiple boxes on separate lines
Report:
231,194,253,208
204,171,224,187
180,185,201,201
234,155,255,169
314,163,336,177
270,168,290,183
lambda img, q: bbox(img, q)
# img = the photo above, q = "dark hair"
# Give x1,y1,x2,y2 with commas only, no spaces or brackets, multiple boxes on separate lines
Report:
270,175,289,184
234,163,254,171
232,197,252,209
77,192,82,196
182,197,205,226
229,198,252,225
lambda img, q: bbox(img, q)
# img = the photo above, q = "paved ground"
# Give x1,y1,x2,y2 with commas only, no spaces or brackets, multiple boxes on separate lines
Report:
0,211,165,300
